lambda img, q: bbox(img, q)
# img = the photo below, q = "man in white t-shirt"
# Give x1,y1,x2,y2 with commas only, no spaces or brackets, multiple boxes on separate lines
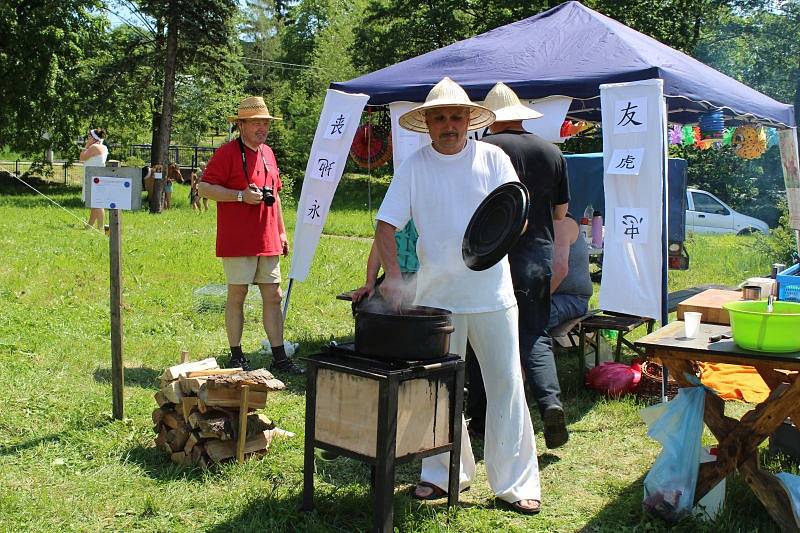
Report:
374,77,541,515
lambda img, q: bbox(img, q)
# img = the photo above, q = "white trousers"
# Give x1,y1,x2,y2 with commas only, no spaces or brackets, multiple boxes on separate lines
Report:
420,305,541,503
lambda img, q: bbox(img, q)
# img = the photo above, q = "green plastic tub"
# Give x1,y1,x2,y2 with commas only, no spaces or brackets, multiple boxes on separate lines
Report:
722,300,800,353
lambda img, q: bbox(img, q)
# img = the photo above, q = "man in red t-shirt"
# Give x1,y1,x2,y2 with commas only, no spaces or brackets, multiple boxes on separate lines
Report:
198,96,303,375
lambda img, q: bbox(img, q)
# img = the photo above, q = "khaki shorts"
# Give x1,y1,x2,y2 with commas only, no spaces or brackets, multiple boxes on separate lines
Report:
222,256,281,285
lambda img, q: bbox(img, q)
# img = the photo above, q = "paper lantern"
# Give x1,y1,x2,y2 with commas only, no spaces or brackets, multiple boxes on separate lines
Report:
732,125,767,160
722,127,735,146
698,111,724,140
681,125,696,146
669,124,683,145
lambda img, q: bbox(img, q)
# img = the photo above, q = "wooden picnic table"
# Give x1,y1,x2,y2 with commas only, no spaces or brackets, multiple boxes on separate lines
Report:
636,321,800,532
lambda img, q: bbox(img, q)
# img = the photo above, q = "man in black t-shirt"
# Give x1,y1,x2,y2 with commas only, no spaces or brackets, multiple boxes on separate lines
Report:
469,82,570,449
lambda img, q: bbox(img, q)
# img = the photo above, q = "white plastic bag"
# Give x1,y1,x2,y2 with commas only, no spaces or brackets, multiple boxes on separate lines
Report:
640,385,707,521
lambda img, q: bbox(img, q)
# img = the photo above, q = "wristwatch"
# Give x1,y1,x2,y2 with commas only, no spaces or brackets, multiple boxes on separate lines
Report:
236,190,243,202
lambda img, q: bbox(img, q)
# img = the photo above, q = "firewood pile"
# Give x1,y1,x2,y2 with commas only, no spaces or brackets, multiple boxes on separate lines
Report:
152,357,292,467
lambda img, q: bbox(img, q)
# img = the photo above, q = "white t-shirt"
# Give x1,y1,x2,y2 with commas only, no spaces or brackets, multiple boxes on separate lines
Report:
377,139,519,313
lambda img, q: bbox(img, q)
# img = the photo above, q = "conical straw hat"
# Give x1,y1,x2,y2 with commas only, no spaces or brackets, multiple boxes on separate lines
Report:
399,77,495,133
483,82,542,122
228,96,282,122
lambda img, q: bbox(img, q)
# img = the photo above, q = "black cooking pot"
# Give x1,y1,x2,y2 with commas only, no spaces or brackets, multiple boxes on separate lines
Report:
353,298,454,360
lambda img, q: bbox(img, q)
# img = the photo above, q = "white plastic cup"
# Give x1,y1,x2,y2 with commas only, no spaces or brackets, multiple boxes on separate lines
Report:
684,312,702,339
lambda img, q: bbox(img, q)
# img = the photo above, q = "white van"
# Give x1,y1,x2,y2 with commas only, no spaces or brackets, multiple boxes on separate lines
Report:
686,188,769,235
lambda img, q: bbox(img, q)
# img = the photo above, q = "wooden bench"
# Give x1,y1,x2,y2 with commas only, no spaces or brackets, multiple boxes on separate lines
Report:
550,310,600,375
579,312,655,373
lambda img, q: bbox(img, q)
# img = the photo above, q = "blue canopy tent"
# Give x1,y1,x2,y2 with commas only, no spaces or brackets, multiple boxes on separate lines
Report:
325,1,800,398
331,1,795,128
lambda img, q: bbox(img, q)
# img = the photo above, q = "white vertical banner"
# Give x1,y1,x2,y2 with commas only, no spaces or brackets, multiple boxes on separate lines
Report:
289,89,369,281
598,79,667,321
778,128,800,232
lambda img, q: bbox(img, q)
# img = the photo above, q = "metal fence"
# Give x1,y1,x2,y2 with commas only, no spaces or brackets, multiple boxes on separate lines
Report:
1,160,90,186
108,144,218,169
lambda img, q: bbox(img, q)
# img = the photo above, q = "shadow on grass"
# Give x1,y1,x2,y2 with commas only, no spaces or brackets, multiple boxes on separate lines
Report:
206,481,477,532
0,434,65,457
94,366,161,389
0,415,115,457
123,444,206,482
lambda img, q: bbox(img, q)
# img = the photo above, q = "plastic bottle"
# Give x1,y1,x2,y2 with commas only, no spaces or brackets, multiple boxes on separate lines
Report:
591,210,603,248
580,204,593,243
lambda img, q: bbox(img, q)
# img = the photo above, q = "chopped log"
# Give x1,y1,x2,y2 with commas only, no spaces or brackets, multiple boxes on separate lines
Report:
161,380,183,404
200,430,231,441
154,426,171,454
188,412,228,433
180,350,189,364
197,398,208,414
186,368,242,378
160,357,219,382
199,384,267,408
191,444,205,463
154,390,172,408
181,397,199,420
169,450,189,465
166,426,190,452
206,369,285,393
205,429,277,463
232,413,276,441
162,410,184,430
152,408,165,426
184,432,201,455
179,376,207,395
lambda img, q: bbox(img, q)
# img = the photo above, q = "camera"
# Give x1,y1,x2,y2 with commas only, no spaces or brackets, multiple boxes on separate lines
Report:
261,186,275,207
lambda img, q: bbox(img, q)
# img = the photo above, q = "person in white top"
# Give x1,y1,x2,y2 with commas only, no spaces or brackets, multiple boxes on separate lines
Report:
80,128,109,230
374,78,542,515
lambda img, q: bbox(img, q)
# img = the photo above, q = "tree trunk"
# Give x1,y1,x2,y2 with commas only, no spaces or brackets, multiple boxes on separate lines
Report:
157,10,179,170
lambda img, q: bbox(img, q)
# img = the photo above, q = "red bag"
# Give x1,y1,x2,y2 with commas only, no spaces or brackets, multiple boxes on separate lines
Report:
586,360,642,397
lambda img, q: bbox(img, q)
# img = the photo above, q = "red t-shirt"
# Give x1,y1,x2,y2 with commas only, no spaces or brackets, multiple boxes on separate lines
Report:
202,139,284,257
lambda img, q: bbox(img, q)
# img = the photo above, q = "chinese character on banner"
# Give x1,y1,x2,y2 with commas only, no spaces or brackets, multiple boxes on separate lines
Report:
613,97,648,134
607,148,645,175
323,112,350,139
310,151,337,182
303,197,325,226
614,207,649,245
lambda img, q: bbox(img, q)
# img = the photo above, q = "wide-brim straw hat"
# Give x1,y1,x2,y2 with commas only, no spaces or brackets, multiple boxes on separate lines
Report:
483,82,543,122
399,77,495,133
228,96,282,122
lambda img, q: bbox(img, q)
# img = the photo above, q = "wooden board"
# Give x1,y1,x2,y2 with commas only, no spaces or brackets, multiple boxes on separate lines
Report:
313,368,451,459
198,385,267,409
676,289,742,325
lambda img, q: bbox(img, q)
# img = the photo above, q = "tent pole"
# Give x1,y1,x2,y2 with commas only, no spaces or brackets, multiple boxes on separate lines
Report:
282,278,294,323
660,101,670,403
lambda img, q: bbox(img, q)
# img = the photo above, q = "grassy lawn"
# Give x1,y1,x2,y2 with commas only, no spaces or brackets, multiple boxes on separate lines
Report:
0,172,793,532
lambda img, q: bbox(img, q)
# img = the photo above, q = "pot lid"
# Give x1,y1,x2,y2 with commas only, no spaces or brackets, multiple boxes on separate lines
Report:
462,182,529,271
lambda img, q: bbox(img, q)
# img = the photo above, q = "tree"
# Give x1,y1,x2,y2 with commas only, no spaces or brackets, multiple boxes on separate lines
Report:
132,0,242,165
0,0,106,157
277,0,367,179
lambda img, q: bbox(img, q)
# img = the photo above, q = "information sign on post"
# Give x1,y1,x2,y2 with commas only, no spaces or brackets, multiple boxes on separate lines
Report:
84,166,142,419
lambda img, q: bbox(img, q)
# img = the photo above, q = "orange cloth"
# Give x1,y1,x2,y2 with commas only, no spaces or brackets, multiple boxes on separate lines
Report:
699,363,770,403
